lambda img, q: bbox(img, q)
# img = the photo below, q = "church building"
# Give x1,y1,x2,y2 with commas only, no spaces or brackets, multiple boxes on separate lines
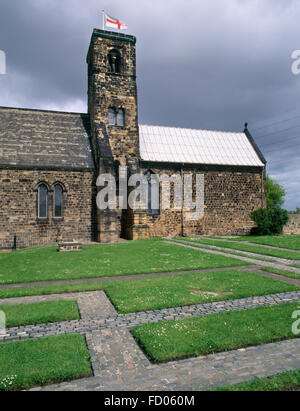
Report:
0,29,266,250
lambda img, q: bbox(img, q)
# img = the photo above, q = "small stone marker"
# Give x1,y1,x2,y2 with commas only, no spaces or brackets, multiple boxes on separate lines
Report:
58,242,82,252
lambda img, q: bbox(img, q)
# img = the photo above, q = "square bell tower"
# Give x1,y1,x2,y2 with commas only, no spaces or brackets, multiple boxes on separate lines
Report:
87,29,139,165
87,29,147,242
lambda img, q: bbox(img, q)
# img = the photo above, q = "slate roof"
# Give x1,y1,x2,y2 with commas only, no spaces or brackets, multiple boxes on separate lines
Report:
0,106,265,170
0,107,95,170
139,125,265,167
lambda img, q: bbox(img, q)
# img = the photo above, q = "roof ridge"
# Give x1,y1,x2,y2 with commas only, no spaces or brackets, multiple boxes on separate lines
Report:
0,106,89,116
139,124,244,134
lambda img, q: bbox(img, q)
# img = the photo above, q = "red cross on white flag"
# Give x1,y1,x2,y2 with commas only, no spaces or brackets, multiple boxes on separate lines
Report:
103,12,128,30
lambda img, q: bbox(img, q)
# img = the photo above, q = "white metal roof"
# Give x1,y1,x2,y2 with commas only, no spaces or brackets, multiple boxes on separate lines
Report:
139,125,264,167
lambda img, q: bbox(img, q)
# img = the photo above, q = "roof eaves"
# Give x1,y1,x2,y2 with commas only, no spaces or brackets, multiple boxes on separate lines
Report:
244,125,267,165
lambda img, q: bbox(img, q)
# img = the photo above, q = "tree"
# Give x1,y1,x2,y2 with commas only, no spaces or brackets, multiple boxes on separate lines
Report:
266,176,286,208
296,207,300,213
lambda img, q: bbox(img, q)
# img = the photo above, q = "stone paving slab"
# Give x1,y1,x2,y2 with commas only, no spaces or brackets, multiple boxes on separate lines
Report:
245,267,300,287
166,240,300,273
31,337,300,391
1,286,299,391
0,291,117,320
200,237,300,254
171,239,299,266
86,327,151,379
1,290,299,343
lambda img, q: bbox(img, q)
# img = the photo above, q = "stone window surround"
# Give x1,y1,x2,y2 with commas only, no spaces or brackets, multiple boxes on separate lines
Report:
107,107,126,128
145,170,160,216
33,181,67,223
53,183,64,219
107,47,123,74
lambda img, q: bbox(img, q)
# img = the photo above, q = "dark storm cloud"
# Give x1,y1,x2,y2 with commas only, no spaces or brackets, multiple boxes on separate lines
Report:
0,0,299,209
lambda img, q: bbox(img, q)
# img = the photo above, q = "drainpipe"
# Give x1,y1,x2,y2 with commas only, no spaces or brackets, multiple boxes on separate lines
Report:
181,164,184,237
262,167,266,208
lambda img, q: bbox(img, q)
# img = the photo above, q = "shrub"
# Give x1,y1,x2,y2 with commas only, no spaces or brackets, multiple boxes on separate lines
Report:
251,207,289,235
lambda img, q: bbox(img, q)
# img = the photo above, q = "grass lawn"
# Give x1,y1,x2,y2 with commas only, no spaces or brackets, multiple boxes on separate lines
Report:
0,334,92,390
132,302,300,363
105,270,297,313
214,370,300,391
179,238,300,261
217,235,300,251
0,270,296,309
0,240,247,285
0,282,107,300
261,267,300,280
0,300,80,327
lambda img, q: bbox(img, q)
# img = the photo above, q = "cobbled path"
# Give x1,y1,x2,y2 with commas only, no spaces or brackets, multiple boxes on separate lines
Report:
32,336,300,391
1,287,300,391
1,290,300,343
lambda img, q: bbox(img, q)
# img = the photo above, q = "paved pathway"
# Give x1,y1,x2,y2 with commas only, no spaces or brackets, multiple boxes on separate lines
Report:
31,337,300,391
1,290,300,343
0,266,252,290
1,239,300,391
169,239,299,266
200,237,300,254
0,287,299,390
166,240,300,274
246,266,300,287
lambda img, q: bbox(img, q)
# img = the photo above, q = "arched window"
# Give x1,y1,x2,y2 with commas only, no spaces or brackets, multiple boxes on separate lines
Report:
54,184,63,218
108,108,116,125
146,171,160,215
108,49,121,73
38,184,48,218
117,109,125,127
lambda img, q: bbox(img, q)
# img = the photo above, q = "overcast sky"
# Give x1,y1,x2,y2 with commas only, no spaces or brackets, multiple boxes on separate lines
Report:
0,0,299,210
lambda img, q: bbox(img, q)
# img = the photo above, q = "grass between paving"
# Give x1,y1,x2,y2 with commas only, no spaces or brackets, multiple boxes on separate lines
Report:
0,282,106,300
104,270,297,313
179,237,300,261
214,370,300,391
0,300,80,328
132,302,300,363
171,240,277,263
216,235,300,251
0,334,92,391
0,270,296,312
260,267,300,280
0,240,246,285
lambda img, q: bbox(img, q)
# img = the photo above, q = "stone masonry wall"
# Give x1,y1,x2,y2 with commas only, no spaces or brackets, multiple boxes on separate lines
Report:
283,212,300,235
140,164,265,238
0,168,97,249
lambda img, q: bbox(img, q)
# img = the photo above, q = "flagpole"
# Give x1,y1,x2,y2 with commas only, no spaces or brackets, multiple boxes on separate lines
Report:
102,10,105,30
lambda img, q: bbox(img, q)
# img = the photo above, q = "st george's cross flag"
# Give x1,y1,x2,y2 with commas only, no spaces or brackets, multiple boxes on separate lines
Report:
104,12,128,30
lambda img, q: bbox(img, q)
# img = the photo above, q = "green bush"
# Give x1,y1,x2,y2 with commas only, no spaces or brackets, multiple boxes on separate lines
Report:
251,207,289,235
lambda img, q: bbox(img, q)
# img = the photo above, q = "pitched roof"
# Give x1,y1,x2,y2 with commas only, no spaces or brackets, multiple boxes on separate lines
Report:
139,125,264,167
0,107,95,170
0,106,265,169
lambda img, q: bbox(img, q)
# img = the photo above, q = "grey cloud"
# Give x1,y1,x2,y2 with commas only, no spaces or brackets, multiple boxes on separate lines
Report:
0,0,299,209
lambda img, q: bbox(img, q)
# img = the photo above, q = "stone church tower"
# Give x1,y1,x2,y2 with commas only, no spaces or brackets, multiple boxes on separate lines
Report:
87,29,147,242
